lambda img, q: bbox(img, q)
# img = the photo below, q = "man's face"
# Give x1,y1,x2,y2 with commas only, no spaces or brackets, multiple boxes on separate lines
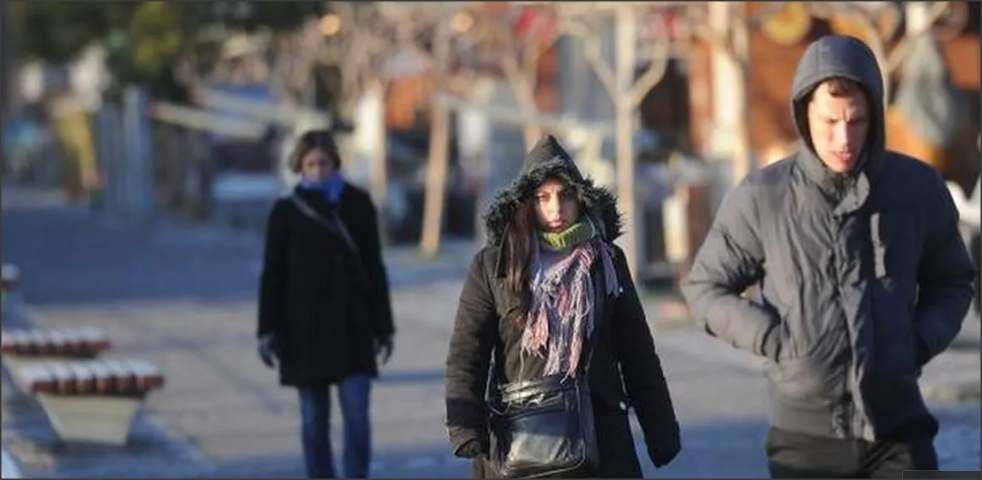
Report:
533,177,580,233
807,81,870,174
300,148,337,182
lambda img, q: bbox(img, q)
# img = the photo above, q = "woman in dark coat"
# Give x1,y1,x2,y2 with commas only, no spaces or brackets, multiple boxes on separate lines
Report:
257,129,394,478
445,135,681,478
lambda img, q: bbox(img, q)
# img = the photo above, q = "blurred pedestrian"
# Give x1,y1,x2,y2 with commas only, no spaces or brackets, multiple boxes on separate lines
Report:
257,129,395,478
47,93,101,203
682,35,976,478
445,135,681,478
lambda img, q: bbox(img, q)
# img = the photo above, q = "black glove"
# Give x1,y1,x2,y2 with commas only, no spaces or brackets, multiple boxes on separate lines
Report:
454,438,487,459
375,334,393,365
258,333,279,369
649,421,681,468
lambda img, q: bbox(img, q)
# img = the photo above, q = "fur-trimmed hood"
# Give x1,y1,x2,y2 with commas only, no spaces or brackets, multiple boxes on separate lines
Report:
483,135,622,246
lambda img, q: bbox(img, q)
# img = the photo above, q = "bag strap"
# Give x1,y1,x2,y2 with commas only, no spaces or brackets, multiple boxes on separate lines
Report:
290,194,361,258
289,194,370,289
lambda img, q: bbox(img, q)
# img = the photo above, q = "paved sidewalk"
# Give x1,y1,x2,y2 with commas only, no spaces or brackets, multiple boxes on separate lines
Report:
1,184,978,477
2,448,21,478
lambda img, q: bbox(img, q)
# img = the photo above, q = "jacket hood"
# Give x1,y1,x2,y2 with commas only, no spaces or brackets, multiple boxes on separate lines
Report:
791,35,885,197
483,135,622,246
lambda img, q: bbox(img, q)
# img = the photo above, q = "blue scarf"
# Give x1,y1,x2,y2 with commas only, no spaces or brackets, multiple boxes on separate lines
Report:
300,173,346,205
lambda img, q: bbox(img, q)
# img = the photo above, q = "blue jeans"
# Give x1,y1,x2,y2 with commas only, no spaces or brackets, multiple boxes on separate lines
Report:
297,374,372,478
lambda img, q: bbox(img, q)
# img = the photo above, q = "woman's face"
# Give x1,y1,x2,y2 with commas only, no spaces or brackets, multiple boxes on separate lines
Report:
300,148,337,182
533,177,580,233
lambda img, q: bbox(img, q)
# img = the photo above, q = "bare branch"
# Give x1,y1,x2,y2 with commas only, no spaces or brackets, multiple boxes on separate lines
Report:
886,1,961,75
806,3,889,97
628,36,670,107
582,35,617,101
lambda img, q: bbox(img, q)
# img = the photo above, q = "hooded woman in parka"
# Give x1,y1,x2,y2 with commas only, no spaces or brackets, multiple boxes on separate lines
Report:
445,135,681,478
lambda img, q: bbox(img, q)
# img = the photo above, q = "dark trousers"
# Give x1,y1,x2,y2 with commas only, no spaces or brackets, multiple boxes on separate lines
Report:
766,426,938,478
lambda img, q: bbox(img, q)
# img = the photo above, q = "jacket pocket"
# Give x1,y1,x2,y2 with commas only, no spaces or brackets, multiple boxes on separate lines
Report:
592,391,629,416
869,276,919,376
766,326,848,406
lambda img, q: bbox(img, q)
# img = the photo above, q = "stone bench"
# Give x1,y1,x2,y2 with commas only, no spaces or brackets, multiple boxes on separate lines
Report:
1,327,111,360
12,359,165,445
1,327,164,445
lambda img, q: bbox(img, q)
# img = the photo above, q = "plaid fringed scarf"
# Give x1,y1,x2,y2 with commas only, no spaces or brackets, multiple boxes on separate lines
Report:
520,223,620,380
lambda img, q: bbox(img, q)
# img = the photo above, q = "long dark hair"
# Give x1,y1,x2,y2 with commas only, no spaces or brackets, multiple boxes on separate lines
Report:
503,198,536,328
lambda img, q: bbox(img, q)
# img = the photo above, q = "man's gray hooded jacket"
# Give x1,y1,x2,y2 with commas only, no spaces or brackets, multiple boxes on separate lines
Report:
681,35,976,441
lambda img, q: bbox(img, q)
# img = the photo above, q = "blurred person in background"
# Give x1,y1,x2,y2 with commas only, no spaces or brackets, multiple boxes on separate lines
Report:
45,86,101,203
682,35,976,478
445,135,681,478
257,129,395,478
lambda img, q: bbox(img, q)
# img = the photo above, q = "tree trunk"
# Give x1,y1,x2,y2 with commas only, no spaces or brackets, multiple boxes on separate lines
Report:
708,2,752,188
615,5,639,280
365,80,388,209
420,27,451,257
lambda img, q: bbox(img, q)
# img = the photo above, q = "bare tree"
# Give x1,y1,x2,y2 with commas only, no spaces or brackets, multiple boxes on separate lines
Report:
550,2,675,279
311,3,467,250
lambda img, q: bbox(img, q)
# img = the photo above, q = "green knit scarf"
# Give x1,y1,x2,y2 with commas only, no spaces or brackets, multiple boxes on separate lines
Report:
538,219,596,251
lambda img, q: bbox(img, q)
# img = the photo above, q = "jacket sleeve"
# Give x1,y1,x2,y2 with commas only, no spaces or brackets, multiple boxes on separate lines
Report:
258,200,289,338
445,251,498,456
680,180,783,359
358,195,395,338
609,246,680,466
914,173,977,364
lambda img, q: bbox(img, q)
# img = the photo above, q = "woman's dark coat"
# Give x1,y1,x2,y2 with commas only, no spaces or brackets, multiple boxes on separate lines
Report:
445,136,680,477
258,183,394,386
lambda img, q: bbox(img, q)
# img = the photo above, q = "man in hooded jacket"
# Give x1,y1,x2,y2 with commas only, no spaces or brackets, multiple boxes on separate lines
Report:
682,35,975,477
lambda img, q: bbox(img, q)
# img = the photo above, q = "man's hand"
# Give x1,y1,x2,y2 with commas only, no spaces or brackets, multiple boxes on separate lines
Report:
258,333,279,369
375,334,393,365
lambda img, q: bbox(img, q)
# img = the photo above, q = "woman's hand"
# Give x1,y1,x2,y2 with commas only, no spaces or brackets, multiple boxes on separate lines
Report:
454,438,488,459
375,334,394,365
258,333,279,369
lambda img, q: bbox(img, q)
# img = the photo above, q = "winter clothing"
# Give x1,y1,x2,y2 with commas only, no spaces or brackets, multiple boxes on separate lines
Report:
445,135,680,477
538,219,597,250
682,34,976,449
766,426,937,478
258,182,394,386
521,224,617,380
299,172,346,205
482,136,622,248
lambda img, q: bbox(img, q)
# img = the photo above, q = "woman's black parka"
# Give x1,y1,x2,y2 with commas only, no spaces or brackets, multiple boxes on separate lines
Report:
258,183,394,386
445,136,680,477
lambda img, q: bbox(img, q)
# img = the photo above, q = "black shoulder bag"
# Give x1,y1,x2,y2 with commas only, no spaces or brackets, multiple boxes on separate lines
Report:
485,272,606,478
